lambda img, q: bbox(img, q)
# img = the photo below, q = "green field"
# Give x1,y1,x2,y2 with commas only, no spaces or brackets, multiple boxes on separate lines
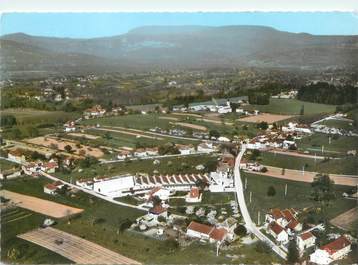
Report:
297,133,358,154
81,114,172,130
318,119,354,130
2,108,80,126
259,152,358,175
241,172,356,226
54,154,218,183
0,159,19,171
243,99,336,115
1,176,277,264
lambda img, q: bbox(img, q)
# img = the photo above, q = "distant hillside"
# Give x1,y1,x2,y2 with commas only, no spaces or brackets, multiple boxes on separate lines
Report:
1,25,358,77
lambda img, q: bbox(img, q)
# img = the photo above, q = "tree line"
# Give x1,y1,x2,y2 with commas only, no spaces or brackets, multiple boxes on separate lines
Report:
297,82,358,105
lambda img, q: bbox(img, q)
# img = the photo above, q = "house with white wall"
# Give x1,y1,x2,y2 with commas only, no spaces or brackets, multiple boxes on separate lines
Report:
268,222,289,244
310,236,351,264
297,231,316,255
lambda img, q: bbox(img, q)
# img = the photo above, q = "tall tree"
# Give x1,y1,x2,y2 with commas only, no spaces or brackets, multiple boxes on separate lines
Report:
311,174,336,207
287,239,299,264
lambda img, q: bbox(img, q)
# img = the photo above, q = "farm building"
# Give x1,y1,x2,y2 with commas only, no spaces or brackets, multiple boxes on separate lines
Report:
92,176,135,197
310,236,351,264
297,231,316,254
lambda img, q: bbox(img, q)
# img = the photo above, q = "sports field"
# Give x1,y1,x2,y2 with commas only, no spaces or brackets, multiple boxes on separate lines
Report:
243,99,336,115
1,190,83,218
238,113,293,124
18,227,141,264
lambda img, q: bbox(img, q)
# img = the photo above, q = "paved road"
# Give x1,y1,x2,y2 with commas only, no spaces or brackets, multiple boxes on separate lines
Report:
101,152,218,164
234,145,287,260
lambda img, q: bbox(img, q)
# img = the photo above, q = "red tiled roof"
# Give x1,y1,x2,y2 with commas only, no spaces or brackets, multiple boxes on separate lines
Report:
187,221,214,235
300,232,314,241
321,236,351,255
44,183,57,190
287,219,300,230
282,209,295,222
149,205,167,215
147,186,161,199
271,208,284,220
209,228,228,241
269,222,284,235
53,180,63,187
189,187,200,198
9,149,24,157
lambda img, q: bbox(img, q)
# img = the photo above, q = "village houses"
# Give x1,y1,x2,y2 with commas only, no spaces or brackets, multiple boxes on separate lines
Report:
310,236,351,265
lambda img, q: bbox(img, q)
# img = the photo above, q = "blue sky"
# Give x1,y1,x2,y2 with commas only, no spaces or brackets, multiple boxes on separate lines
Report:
1,12,358,38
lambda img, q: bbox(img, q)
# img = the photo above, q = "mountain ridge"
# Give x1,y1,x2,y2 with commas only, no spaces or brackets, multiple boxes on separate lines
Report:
1,25,357,77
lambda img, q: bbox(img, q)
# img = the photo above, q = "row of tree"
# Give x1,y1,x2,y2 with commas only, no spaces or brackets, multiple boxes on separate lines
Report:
297,82,358,105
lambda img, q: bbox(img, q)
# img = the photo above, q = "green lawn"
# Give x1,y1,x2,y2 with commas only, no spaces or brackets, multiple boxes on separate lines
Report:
2,108,80,126
81,114,172,130
241,172,356,227
318,119,354,130
243,99,336,115
297,133,358,154
0,159,20,171
258,152,358,175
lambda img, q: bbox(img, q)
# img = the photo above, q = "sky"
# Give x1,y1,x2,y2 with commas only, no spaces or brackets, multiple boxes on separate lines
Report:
1,12,358,38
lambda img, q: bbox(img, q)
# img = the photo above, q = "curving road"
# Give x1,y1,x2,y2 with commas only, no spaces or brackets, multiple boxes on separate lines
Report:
234,144,287,260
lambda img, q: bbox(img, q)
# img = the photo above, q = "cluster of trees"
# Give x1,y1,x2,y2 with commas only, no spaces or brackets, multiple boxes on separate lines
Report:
248,91,270,105
1,115,17,127
297,82,358,105
158,143,180,155
5,126,39,140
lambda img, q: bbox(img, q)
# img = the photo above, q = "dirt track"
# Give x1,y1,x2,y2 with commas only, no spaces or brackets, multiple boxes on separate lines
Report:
330,207,358,230
239,113,293,124
174,122,207,131
18,227,141,264
94,127,163,140
1,190,83,218
247,166,358,186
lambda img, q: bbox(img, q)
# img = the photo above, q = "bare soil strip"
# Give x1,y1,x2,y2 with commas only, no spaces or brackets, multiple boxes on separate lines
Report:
239,113,293,124
18,227,141,264
247,166,357,186
171,112,203,118
68,133,99,140
1,190,83,218
174,122,207,131
330,207,358,230
94,127,163,140
159,116,179,121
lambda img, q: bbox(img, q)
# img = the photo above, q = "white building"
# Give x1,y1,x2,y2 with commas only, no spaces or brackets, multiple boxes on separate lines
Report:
176,144,195,155
197,142,215,153
92,176,135,197
297,231,316,254
310,236,351,265
218,106,232,114
43,181,64,195
8,149,26,163
268,222,289,244
186,221,228,243
144,186,171,201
